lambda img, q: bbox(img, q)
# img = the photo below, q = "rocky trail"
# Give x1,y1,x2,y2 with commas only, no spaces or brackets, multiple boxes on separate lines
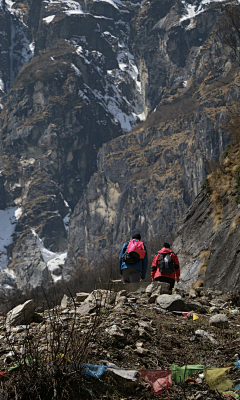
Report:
0,283,239,398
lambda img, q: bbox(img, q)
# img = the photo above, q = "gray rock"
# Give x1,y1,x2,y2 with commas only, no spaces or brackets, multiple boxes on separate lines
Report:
148,293,159,304
195,329,219,345
198,297,210,306
209,306,220,313
185,302,207,314
75,293,90,303
156,294,186,311
61,294,71,309
138,320,152,331
105,325,124,337
128,297,137,303
84,290,116,308
146,282,170,297
114,296,128,310
6,300,35,327
189,288,197,299
134,347,149,355
209,314,229,328
138,327,149,338
115,290,128,303
4,351,16,364
76,302,96,316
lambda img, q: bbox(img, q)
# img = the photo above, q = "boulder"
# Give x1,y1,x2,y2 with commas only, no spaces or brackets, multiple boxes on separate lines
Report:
145,282,169,297
76,302,96,316
61,294,71,309
6,300,35,327
75,292,90,303
83,290,116,308
114,296,128,310
209,314,229,328
185,301,207,313
156,294,186,311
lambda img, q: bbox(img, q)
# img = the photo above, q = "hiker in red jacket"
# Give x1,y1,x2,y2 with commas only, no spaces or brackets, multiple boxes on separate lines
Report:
151,242,180,291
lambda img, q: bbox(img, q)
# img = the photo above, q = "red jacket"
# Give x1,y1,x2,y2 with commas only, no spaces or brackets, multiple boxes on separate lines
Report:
151,247,180,281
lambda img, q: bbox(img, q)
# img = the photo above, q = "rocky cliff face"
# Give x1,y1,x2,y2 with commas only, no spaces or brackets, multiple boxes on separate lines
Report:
173,136,240,294
66,0,240,271
0,0,239,288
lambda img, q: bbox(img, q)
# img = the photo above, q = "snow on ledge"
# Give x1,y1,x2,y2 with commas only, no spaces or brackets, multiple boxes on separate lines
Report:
43,15,56,23
31,229,67,282
180,0,229,23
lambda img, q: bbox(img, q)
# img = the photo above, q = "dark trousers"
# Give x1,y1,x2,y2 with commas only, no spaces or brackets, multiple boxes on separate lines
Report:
155,276,175,291
122,268,141,283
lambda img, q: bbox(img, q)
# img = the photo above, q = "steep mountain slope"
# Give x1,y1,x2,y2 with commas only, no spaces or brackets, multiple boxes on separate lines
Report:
66,0,239,271
0,0,239,288
173,132,240,294
0,0,146,287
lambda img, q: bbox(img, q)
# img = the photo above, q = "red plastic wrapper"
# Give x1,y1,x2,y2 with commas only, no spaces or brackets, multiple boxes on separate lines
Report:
139,370,172,394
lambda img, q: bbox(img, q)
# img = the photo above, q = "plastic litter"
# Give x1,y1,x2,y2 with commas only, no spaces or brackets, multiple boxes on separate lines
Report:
204,367,234,392
106,362,138,381
232,384,240,391
193,313,199,321
80,363,107,379
235,360,240,369
186,378,198,383
170,364,204,383
195,329,219,345
223,392,239,398
8,358,37,372
139,370,172,394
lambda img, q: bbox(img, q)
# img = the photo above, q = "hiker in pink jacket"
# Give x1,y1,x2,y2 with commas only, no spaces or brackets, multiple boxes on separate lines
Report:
119,233,148,283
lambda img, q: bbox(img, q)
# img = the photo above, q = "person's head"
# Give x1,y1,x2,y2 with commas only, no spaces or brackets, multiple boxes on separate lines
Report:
164,242,170,248
132,233,141,241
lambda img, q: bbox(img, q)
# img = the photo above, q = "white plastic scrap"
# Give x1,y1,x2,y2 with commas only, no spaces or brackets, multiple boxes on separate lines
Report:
101,361,138,380
195,329,219,346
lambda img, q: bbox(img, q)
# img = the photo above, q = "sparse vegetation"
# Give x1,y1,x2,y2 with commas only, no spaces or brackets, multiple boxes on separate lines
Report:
201,177,209,191
1,292,102,400
198,247,211,276
235,163,240,204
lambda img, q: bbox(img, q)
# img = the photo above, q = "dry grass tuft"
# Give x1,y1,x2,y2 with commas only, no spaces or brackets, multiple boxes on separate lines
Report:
198,247,211,275
228,210,240,235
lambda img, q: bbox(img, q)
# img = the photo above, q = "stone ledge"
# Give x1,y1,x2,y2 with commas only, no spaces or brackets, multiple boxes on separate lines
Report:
95,282,151,293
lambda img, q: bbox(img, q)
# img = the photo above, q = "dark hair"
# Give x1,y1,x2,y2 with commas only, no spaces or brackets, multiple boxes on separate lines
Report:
164,242,170,248
132,233,141,240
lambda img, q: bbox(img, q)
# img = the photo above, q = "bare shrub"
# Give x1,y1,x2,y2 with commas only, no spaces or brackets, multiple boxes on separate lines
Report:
2,291,102,399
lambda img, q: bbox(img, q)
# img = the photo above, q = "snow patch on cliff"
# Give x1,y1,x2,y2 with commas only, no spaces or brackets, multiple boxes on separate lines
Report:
92,85,135,131
31,230,66,283
5,0,15,13
0,78,4,92
0,207,17,269
43,15,55,23
93,0,122,10
43,0,85,15
180,0,228,22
